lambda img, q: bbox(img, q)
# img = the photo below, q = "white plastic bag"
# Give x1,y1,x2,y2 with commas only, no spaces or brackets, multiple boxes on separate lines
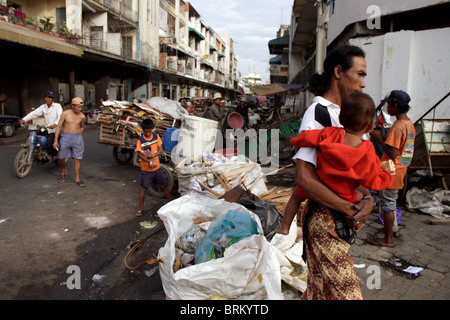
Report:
270,216,308,293
157,195,283,300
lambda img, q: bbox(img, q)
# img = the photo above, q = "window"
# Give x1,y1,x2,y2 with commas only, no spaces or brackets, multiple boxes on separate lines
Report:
90,26,103,50
122,36,132,59
56,8,66,26
167,13,176,35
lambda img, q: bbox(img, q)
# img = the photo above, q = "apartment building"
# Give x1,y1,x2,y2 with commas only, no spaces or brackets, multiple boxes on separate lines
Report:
0,0,239,117
268,25,289,84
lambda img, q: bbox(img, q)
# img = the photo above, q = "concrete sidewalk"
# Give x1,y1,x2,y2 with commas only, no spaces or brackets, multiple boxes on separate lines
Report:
352,205,449,299
269,166,450,300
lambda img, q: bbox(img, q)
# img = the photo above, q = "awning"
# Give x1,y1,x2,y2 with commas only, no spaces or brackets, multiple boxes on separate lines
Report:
268,35,289,55
189,27,205,40
269,55,282,64
0,21,83,57
166,43,195,58
268,35,290,46
249,83,304,96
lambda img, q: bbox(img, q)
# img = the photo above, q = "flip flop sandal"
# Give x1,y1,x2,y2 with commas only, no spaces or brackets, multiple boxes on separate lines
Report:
75,181,86,187
367,237,395,247
58,174,66,184
136,210,143,217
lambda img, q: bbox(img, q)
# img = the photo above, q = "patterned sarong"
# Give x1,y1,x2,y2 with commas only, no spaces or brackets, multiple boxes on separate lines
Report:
301,200,362,300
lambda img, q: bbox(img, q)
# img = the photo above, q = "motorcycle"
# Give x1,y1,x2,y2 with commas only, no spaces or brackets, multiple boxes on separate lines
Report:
14,124,57,178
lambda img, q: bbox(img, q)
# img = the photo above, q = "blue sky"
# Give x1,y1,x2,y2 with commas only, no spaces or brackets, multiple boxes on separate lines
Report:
187,0,294,83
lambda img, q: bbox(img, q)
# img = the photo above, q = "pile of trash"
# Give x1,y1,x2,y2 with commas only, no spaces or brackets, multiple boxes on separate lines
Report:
96,97,186,139
156,191,306,300
153,152,306,300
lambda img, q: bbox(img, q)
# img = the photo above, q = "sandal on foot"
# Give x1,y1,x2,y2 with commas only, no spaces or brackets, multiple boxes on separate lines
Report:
136,210,143,217
58,174,66,184
367,237,395,247
75,181,86,187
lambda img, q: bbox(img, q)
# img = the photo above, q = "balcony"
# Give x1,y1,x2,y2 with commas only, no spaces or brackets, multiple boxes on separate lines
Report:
88,0,138,26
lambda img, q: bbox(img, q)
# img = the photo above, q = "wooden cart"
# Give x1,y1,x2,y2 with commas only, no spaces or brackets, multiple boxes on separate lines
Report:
98,122,138,165
97,122,175,197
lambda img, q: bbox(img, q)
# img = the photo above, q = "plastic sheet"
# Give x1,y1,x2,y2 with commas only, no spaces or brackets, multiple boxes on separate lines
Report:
406,187,450,219
239,196,283,241
194,210,259,264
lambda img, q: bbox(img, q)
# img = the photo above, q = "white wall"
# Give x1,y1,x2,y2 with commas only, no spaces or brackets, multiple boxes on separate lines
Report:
350,27,450,123
327,0,448,44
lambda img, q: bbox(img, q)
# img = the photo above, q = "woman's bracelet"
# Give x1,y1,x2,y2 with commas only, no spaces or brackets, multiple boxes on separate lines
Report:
363,195,376,207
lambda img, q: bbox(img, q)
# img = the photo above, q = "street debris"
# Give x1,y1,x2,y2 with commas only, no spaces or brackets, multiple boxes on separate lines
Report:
380,256,424,279
139,220,158,229
92,274,106,283
406,187,450,220
153,164,306,300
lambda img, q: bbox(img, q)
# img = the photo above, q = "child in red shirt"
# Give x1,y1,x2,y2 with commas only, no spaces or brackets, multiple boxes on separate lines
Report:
276,92,393,235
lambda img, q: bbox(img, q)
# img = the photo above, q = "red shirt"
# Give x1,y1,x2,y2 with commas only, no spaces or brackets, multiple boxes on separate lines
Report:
291,127,393,202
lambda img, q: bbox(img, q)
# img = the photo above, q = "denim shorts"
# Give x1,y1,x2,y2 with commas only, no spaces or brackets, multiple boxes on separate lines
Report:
379,189,399,232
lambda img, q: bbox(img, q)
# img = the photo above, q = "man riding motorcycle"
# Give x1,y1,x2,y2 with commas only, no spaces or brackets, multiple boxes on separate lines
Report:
19,90,63,159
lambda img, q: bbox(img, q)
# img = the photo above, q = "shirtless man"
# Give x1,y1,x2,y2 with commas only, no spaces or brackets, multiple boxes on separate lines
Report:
53,97,87,187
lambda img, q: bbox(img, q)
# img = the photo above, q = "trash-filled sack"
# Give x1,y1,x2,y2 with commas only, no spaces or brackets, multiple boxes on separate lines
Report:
194,210,259,264
239,196,283,241
157,195,283,300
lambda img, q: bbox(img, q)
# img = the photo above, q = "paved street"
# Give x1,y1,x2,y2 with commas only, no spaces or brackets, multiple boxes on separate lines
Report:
0,126,449,300
0,125,169,299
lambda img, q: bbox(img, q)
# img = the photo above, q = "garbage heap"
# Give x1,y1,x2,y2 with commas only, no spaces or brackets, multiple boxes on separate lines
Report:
96,97,186,140
157,151,306,300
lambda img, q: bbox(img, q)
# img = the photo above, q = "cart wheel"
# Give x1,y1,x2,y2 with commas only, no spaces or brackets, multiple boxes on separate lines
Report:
259,134,293,164
147,164,175,198
113,147,133,165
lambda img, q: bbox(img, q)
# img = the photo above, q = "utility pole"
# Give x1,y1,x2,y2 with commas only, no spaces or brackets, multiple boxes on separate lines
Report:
315,1,328,74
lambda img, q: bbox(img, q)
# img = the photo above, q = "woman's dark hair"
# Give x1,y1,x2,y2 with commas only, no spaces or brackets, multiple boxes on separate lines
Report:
309,45,366,96
339,92,375,133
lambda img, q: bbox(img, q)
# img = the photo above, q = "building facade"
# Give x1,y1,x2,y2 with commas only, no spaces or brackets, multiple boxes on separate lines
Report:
0,0,240,117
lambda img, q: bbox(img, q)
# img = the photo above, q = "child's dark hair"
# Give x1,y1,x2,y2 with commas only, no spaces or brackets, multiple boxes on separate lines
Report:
141,119,154,130
339,92,375,133
309,45,366,96
397,102,411,114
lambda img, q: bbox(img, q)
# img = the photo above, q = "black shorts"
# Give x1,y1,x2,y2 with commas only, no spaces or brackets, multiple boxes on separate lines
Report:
140,168,166,189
